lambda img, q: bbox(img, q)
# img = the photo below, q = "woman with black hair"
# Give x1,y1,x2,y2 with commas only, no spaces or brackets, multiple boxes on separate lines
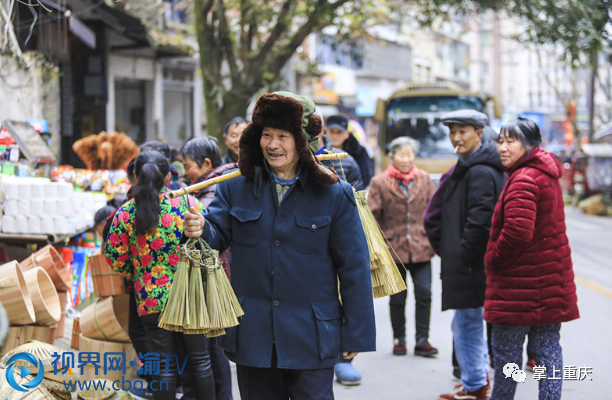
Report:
105,151,215,400
485,118,579,400
181,137,236,207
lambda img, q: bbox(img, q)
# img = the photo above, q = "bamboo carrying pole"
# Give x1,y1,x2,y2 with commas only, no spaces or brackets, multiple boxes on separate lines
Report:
169,153,349,198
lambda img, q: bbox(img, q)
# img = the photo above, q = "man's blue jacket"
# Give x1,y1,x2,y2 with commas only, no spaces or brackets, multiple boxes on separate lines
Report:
201,167,376,369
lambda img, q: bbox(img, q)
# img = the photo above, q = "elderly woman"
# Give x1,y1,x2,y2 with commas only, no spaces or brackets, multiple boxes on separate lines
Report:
184,92,376,400
485,118,580,400
367,137,437,357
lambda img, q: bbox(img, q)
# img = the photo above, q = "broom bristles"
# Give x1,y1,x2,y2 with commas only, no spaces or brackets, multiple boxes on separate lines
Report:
159,253,190,331
205,266,226,331
353,190,407,298
185,263,211,334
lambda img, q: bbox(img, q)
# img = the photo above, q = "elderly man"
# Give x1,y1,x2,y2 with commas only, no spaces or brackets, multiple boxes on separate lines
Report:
222,117,248,165
184,92,376,400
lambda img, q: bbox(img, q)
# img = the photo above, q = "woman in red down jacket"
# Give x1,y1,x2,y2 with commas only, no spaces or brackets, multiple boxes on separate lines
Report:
485,118,579,400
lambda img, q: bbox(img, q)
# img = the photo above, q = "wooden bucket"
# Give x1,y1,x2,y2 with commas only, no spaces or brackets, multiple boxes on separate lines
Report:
0,325,50,356
78,335,135,382
55,291,69,338
47,324,57,344
71,317,81,350
20,245,72,291
89,253,125,297
24,267,62,325
0,261,36,325
80,295,130,342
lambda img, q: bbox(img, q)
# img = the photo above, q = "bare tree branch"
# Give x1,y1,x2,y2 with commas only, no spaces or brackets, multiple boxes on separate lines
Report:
216,0,239,83
253,0,293,65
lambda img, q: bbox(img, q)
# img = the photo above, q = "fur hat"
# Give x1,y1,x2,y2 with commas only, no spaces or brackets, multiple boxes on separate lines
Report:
238,92,339,185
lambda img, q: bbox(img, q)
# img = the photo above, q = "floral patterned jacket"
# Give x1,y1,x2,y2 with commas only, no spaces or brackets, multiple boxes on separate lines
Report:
104,188,203,316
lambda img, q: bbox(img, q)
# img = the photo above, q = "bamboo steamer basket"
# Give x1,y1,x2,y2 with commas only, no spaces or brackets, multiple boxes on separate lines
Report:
80,295,130,342
72,317,81,350
20,245,72,291
0,325,50,356
0,261,36,325
55,291,69,338
90,253,126,297
78,335,135,382
24,267,62,325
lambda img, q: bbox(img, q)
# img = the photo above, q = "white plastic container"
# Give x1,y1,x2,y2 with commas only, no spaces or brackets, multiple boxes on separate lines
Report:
44,182,58,198
44,199,57,215
3,199,18,216
0,215,16,233
17,181,31,199
28,216,42,234
31,198,45,217
18,199,30,216
41,216,55,234
15,215,28,233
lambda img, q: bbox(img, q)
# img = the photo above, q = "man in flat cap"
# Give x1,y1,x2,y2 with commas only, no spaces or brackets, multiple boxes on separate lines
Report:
436,109,505,400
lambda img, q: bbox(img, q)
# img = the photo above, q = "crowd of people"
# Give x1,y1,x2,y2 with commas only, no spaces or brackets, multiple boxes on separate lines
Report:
98,91,579,400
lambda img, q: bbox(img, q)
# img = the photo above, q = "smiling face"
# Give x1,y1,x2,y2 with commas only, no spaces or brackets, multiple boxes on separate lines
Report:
260,127,300,179
183,156,211,183
448,123,483,159
390,145,416,174
497,131,527,168
224,122,247,160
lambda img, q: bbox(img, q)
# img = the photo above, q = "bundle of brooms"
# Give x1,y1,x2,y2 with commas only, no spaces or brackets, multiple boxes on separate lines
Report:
158,233,243,336
167,152,406,301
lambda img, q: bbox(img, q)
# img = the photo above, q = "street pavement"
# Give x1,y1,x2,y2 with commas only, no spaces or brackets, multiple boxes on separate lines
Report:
229,208,612,399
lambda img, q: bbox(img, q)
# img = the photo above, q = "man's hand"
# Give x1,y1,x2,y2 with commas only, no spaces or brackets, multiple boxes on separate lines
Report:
184,206,205,237
342,352,359,360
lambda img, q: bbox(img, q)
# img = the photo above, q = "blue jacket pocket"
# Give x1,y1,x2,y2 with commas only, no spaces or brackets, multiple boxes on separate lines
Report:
295,215,331,254
311,300,343,360
230,207,262,246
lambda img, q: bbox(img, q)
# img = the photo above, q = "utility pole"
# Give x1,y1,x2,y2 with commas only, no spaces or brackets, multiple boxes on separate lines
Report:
588,52,598,143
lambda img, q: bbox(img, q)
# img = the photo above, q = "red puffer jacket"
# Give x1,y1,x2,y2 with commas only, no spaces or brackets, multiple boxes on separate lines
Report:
484,147,579,326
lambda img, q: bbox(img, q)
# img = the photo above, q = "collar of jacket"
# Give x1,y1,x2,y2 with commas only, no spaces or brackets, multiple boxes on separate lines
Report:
506,146,539,174
453,141,504,177
253,159,309,198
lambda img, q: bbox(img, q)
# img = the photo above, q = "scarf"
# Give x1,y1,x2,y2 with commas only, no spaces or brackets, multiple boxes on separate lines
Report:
385,164,419,192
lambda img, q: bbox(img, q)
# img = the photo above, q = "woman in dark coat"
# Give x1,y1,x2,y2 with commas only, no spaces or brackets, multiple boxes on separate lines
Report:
485,118,579,400
183,92,376,400
367,137,437,357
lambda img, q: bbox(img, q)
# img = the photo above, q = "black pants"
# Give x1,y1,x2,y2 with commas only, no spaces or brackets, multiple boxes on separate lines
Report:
208,338,233,400
129,292,150,359
236,346,334,400
389,261,432,344
140,313,215,400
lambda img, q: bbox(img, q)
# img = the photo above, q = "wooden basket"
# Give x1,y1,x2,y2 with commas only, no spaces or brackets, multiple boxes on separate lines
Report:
55,291,69,338
0,261,36,325
0,325,50,356
80,295,130,342
20,245,72,291
71,317,81,350
23,267,62,325
78,335,135,382
0,365,53,400
89,253,126,297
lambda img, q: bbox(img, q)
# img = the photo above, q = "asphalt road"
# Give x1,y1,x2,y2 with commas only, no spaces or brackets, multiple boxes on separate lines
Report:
231,208,612,400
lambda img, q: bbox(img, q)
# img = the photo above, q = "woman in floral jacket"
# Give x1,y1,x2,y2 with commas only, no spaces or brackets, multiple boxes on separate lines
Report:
105,150,215,400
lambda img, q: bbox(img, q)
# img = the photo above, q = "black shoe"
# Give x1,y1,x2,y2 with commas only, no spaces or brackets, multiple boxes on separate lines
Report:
414,342,439,357
130,388,155,400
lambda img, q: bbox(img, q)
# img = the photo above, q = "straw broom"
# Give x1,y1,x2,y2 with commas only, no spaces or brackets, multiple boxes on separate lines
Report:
184,249,211,335
354,190,407,298
158,250,190,332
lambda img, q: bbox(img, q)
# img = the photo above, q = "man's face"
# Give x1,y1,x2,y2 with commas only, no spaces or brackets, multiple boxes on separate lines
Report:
223,122,247,159
448,123,483,159
326,127,350,148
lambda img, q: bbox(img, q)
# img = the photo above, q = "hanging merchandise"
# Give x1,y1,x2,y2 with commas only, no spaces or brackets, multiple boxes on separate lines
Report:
158,234,244,336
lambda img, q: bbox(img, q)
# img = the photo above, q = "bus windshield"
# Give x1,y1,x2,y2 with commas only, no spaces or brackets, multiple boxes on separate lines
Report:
386,95,485,157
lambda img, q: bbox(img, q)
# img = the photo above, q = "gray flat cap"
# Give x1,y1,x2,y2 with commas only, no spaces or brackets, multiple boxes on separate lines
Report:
441,109,488,130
